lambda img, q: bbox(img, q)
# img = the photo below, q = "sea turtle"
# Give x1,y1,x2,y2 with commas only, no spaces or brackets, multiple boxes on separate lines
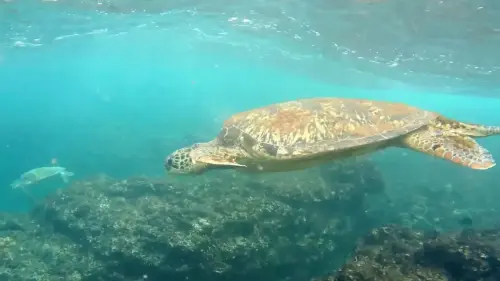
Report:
11,166,74,189
164,97,500,175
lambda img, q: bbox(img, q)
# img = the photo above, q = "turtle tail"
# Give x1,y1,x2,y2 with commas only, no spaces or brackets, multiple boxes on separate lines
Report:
433,116,500,138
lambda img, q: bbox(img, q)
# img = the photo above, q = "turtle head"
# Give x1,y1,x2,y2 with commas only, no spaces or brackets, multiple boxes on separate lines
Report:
165,142,246,175
164,145,207,175
10,179,26,189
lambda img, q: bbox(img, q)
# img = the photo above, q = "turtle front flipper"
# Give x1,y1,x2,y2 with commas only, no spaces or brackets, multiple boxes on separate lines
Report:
400,127,496,170
197,154,247,168
193,146,248,169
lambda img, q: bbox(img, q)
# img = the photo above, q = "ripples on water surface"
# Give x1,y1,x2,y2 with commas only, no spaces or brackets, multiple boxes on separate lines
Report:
2,0,500,96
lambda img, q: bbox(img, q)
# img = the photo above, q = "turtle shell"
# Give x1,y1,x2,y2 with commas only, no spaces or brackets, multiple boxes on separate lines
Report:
216,98,439,159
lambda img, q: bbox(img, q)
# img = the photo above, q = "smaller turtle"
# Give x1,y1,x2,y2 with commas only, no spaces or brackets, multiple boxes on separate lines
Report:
164,97,500,175
11,166,74,189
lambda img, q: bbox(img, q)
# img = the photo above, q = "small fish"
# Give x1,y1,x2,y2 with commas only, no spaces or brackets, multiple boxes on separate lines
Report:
11,166,74,189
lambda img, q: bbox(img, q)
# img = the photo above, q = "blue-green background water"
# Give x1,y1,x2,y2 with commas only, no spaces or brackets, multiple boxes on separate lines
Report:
1,0,500,229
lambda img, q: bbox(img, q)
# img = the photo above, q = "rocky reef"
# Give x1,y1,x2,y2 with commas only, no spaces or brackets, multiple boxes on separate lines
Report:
314,224,500,281
0,160,385,281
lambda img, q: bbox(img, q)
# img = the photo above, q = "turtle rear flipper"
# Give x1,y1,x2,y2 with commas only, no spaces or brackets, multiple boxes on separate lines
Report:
401,128,495,170
456,123,500,137
435,117,500,137
60,170,74,183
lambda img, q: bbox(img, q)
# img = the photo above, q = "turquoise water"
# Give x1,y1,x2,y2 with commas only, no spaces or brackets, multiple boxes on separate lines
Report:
1,0,500,230
1,3,500,281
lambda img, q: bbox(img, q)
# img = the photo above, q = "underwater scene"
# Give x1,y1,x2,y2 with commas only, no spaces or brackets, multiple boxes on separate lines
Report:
1,1,500,281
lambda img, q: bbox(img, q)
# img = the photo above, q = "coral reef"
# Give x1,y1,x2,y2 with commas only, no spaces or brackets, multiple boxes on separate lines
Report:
313,224,500,281
0,160,384,281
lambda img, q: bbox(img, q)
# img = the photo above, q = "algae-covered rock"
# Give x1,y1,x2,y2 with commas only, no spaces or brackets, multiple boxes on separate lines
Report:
0,159,385,281
313,224,500,281
25,162,381,280
0,213,102,281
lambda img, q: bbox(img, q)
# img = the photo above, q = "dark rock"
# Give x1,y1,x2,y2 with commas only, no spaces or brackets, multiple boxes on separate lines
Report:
313,225,500,281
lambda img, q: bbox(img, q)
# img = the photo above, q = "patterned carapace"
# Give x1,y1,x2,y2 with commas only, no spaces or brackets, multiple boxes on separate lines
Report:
218,98,437,158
